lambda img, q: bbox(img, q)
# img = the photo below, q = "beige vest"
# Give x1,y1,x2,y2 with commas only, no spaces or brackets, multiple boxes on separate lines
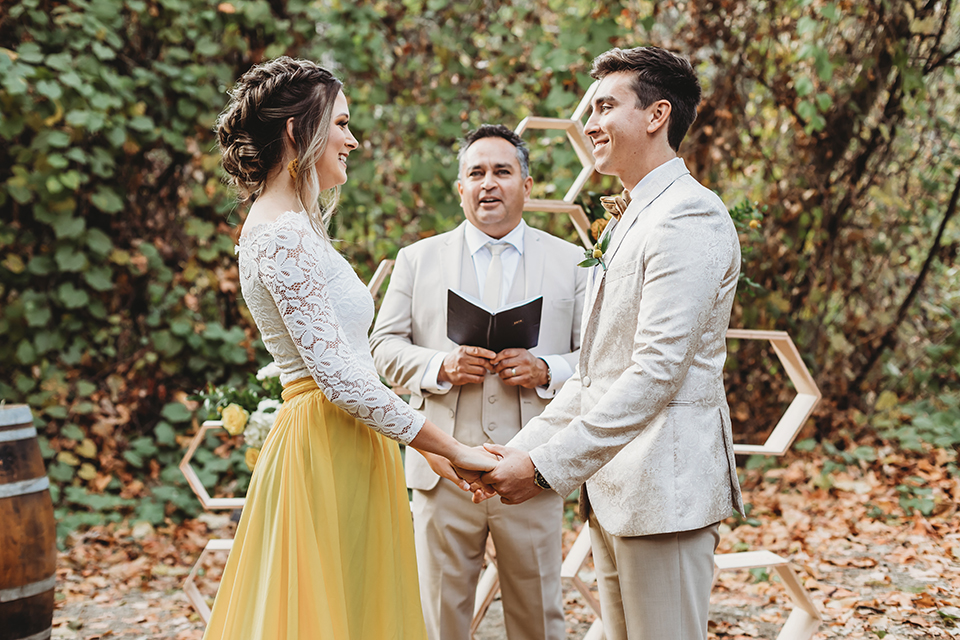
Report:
454,239,525,447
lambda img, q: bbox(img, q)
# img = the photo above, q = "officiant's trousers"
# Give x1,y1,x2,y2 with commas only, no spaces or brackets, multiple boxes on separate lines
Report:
412,479,565,640
589,515,719,640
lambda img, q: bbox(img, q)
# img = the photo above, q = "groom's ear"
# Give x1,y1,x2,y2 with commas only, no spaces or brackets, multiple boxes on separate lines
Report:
646,100,672,135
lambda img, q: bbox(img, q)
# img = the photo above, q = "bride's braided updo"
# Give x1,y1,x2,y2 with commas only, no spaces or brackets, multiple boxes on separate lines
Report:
216,57,342,238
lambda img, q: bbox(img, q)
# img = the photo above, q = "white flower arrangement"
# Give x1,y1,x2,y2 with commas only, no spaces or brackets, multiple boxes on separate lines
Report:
256,362,283,381
244,398,282,449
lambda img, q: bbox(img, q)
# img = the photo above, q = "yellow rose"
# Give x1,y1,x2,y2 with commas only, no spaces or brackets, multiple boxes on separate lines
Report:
749,219,761,229
245,447,260,471
221,403,249,436
592,247,603,259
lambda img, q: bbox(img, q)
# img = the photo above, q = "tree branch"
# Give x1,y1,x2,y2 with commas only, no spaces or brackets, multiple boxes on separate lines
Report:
850,171,960,395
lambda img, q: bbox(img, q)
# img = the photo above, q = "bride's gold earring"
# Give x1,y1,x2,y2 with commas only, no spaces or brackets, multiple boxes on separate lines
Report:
287,158,299,180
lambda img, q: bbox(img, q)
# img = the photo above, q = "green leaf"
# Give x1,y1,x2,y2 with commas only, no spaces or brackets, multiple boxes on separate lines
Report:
83,265,114,291
24,301,52,327
154,421,177,446
128,115,154,132
123,450,144,468
57,282,90,308
90,187,124,213
795,76,814,97
91,42,116,61
53,215,85,239
36,79,63,100
85,228,114,255
796,16,818,35
46,130,71,148
76,380,97,397
16,340,37,364
161,402,193,423
62,423,85,440
797,100,818,122
578,258,599,268
17,42,45,64
55,245,88,271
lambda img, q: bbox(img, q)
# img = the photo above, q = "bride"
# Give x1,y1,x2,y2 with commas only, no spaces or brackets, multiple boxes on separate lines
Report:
205,56,496,639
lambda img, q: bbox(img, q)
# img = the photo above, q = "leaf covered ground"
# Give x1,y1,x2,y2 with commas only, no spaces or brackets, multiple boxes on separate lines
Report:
52,448,958,640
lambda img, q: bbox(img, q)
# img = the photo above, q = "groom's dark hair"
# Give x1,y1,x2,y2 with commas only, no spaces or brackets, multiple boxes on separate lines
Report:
458,124,531,180
590,46,701,151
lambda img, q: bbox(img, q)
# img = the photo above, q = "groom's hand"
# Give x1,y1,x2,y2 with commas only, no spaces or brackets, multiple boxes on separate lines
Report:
478,444,542,505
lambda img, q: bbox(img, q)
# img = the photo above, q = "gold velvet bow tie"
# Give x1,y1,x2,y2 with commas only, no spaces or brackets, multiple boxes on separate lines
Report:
599,188,632,220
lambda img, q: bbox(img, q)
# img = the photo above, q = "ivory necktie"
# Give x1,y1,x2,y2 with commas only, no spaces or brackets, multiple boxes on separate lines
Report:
482,243,506,309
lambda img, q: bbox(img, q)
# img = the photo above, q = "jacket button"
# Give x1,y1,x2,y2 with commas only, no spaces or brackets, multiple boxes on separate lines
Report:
449,409,455,418
488,396,497,404
488,422,497,431
583,376,591,387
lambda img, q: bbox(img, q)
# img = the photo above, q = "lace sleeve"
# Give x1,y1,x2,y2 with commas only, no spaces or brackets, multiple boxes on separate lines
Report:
252,222,425,445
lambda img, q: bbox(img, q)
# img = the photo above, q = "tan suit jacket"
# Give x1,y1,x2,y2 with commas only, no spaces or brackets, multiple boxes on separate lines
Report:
370,221,587,491
510,159,745,537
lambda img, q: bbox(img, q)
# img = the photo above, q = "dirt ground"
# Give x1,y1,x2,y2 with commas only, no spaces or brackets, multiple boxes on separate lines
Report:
52,456,960,639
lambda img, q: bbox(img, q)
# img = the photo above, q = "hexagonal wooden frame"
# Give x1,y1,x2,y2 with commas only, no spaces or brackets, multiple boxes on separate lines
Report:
557,328,823,640
515,81,600,249
183,538,233,624
725,329,822,456
179,420,245,510
367,258,395,301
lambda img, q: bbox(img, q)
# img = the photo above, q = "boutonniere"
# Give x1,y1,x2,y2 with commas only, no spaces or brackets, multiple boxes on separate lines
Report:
578,232,611,271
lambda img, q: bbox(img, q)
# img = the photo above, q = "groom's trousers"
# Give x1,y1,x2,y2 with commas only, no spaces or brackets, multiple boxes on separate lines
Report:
589,514,719,640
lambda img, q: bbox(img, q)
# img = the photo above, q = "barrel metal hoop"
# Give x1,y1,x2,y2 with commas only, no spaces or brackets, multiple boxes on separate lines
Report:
0,574,56,603
0,405,34,427
0,476,50,499
15,627,52,640
0,426,38,443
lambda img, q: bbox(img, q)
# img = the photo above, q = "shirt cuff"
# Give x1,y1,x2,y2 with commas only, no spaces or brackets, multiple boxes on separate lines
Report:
535,355,573,399
420,352,453,395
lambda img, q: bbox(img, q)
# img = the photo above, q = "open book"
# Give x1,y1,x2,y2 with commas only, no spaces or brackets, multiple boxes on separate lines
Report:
446,289,543,353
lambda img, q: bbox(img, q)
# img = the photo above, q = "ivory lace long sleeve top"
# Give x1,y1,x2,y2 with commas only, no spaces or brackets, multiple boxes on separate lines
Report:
237,210,425,445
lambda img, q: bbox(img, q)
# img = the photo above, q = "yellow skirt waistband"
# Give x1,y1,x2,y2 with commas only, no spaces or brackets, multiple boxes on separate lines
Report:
281,377,319,401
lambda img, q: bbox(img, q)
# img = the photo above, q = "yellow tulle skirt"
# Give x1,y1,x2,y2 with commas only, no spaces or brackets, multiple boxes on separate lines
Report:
203,377,426,640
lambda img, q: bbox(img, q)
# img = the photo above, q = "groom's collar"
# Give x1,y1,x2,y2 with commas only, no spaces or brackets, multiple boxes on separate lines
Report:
627,157,688,203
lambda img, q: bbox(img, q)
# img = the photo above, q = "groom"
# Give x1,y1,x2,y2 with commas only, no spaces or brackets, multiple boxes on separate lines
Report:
476,47,745,640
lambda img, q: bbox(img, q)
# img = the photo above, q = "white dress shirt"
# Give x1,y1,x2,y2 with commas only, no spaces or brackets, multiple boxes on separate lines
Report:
421,220,573,398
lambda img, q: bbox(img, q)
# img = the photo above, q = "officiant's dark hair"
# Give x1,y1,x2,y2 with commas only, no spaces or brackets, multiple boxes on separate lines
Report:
458,124,530,180
590,46,701,151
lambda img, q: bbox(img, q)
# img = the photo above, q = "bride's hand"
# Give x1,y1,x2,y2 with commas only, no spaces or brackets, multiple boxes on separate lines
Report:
451,444,498,474
452,445,499,494
421,451,472,491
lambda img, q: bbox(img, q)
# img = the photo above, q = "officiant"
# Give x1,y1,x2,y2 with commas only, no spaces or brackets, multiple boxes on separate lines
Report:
370,124,586,640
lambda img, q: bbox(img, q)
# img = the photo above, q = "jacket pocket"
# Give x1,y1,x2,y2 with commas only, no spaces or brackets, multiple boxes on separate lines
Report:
605,260,638,284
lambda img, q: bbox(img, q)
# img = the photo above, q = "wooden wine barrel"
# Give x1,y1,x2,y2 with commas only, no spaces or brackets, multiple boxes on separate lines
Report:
0,405,56,640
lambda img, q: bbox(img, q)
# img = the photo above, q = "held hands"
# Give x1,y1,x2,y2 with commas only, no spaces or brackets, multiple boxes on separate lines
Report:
439,345,548,389
423,443,499,492
471,444,543,506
